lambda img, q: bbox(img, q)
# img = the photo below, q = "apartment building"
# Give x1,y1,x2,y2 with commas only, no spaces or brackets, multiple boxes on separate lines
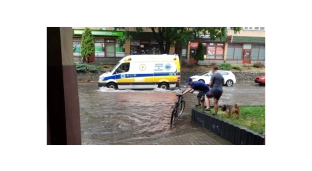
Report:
71,27,265,64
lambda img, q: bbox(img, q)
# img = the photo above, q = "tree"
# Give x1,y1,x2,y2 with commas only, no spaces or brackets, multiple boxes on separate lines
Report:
117,31,132,52
195,42,204,64
81,27,95,63
115,27,242,54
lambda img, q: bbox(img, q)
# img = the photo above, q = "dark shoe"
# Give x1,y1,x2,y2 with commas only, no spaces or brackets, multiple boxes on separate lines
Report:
204,108,211,111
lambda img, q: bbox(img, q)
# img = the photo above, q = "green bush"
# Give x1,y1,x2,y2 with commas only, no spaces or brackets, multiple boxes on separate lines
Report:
253,62,265,68
232,65,242,71
218,63,232,70
75,63,102,73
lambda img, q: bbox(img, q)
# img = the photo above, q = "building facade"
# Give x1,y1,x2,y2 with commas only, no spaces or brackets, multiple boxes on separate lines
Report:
71,27,265,64
189,27,265,65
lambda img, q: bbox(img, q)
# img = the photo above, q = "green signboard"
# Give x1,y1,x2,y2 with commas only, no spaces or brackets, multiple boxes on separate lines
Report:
73,30,123,37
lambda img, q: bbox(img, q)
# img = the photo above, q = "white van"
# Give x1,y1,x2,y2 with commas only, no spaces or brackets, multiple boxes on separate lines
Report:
98,55,181,89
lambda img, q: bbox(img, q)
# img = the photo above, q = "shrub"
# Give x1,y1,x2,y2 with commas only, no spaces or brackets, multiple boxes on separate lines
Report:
75,63,102,73
253,62,265,68
243,63,252,69
218,63,232,70
209,62,217,67
232,65,242,71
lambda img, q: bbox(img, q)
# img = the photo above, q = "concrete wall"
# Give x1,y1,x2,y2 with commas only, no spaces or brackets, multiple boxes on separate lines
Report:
77,71,265,82
197,60,264,65
74,57,122,63
180,71,265,82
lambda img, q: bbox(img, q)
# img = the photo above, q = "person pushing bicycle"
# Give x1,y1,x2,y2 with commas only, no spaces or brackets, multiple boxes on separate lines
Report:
180,78,210,112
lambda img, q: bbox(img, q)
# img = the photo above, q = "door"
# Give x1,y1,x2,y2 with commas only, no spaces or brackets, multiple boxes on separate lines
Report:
243,49,251,64
115,62,133,89
189,48,196,63
105,43,115,57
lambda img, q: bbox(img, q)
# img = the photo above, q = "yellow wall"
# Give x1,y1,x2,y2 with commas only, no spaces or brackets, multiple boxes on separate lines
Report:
228,30,265,37
187,42,190,60
223,42,228,61
169,46,175,54
125,40,130,55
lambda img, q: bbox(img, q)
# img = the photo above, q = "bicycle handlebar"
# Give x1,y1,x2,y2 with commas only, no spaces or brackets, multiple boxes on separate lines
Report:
176,88,185,96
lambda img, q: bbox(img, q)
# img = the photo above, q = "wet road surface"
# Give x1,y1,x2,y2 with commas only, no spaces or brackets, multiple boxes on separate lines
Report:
78,82,265,145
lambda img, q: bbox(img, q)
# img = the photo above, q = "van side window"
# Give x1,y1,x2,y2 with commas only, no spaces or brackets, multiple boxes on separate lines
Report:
118,63,130,73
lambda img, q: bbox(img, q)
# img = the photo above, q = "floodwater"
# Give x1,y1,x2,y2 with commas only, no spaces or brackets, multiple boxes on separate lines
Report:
78,82,265,145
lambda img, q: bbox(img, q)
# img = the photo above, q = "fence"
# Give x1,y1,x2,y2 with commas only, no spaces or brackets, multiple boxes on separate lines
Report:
188,54,265,64
74,53,264,65
74,53,183,64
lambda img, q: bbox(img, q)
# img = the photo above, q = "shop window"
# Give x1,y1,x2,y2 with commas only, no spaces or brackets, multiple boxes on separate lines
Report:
94,38,105,57
73,37,81,57
251,44,265,60
227,43,243,60
206,43,224,59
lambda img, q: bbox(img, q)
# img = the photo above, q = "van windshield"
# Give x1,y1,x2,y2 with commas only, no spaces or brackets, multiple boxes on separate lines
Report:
110,63,120,72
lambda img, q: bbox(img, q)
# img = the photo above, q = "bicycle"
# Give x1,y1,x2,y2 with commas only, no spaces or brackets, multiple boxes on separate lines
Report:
170,89,186,125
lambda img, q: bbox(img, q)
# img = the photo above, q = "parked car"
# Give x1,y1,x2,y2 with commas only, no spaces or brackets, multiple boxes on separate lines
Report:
190,70,236,86
254,76,265,85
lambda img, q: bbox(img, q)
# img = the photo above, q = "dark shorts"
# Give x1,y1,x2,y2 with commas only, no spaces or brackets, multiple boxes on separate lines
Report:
197,91,205,102
206,90,223,100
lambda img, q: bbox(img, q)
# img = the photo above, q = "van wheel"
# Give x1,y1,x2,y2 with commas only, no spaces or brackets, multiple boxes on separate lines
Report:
107,83,118,89
199,79,205,83
158,83,169,90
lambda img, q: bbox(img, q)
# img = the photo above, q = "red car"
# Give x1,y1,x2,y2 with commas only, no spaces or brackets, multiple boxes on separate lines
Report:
255,76,265,85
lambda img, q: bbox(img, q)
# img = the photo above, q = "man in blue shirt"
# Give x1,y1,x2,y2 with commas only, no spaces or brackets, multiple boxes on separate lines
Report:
207,66,224,115
181,78,210,112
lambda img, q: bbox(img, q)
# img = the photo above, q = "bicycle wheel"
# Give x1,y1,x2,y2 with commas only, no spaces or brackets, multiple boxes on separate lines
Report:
170,106,177,125
177,100,185,116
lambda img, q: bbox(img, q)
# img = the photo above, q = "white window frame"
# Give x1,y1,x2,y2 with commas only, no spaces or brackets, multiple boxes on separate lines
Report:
226,26,266,31
243,26,266,31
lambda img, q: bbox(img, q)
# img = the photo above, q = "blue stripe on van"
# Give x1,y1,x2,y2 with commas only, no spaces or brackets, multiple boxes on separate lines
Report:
103,71,178,81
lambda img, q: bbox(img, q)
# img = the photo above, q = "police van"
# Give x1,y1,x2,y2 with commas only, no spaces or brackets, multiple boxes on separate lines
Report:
98,54,181,90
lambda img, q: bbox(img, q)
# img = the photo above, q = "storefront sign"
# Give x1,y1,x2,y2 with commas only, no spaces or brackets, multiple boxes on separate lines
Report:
216,46,224,55
140,40,149,44
131,40,140,46
196,34,210,39
73,30,123,37
190,42,198,48
243,44,252,49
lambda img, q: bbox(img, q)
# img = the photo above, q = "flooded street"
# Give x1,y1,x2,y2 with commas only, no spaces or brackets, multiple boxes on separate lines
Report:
78,82,265,145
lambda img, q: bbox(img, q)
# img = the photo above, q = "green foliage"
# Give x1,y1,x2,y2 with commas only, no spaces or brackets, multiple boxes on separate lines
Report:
117,32,132,48
75,63,102,73
81,27,95,58
115,27,242,54
199,105,265,134
232,65,242,71
194,42,204,63
218,63,232,70
253,62,265,68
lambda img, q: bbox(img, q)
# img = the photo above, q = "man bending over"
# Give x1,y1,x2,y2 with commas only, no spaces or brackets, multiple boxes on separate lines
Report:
181,78,210,112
